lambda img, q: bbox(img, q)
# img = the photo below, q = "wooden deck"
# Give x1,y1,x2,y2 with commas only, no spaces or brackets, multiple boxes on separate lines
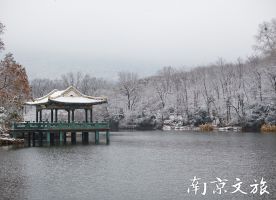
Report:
11,121,110,132
10,121,110,146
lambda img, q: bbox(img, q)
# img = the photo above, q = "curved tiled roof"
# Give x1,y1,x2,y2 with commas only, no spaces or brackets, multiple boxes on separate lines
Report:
25,86,107,105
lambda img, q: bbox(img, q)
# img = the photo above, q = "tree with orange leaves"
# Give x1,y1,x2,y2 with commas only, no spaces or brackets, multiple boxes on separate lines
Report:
0,53,31,122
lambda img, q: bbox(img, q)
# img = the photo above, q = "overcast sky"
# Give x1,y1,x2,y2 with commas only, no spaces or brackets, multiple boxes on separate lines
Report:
0,0,276,80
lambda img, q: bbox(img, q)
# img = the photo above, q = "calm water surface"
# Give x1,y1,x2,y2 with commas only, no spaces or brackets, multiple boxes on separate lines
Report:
0,131,276,200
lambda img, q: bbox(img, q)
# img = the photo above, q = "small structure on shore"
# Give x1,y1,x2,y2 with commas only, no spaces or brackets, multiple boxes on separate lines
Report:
10,86,110,146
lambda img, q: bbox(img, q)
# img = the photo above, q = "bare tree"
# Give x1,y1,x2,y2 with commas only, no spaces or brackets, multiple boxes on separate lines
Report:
80,74,91,94
264,66,276,95
172,70,190,118
157,66,174,93
196,67,214,116
247,56,264,102
80,75,108,95
31,78,63,98
216,58,235,123
153,77,168,110
118,72,140,111
61,72,83,89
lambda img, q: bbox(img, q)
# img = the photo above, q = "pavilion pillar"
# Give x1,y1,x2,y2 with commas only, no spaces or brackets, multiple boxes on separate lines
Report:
85,109,88,122
36,108,39,122
55,109,58,122
90,108,93,123
72,109,75,122
67,110,71,123
39,110,42,122
51,109,54,123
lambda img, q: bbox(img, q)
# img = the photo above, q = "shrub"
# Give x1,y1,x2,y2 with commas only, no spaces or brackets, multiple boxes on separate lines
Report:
199,123,214,131
261,124,276,132
191,109,212,126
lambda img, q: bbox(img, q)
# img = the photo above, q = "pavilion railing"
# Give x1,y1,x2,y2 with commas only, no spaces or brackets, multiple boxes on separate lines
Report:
11,121,109,131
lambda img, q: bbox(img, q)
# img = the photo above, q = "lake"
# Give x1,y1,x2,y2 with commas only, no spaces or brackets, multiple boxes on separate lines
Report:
0,131,275,200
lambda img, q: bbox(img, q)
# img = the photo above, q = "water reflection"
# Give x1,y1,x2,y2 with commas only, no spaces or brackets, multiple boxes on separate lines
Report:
0,131,275,200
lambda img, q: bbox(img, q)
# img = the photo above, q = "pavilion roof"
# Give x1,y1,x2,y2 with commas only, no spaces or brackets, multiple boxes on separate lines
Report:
25,86,107,106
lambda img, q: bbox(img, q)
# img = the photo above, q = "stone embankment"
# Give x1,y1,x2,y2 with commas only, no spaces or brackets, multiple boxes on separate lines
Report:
0,128,24,145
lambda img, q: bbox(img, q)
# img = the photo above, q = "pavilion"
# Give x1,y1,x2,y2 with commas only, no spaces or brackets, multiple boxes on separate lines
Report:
11,86,110,146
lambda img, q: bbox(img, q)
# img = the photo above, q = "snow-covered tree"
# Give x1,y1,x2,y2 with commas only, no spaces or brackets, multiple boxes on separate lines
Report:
117,72,140,111
254,18,276,56
0,22,4,52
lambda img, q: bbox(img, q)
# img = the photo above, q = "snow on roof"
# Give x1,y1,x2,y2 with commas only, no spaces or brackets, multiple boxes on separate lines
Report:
50,90,66,98
51,96,105,104
25,86,107,105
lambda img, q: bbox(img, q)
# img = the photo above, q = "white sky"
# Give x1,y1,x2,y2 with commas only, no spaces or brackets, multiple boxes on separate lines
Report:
0,0,276,80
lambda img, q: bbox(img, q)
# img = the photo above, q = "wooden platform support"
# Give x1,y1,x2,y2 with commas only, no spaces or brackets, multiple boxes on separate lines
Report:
39,132,43,146
63,132,67,144
50,133,55,145
12,121,110,146
95,131,99,144
32,132,36,147
71,132,76,144
106,130,110,145
82,132,89,144
28,132,31,147
47,132,50,143
59,132,63,144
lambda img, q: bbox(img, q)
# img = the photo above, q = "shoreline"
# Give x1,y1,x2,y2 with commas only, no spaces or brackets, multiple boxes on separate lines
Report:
1,125,275,146
0,137,24,145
